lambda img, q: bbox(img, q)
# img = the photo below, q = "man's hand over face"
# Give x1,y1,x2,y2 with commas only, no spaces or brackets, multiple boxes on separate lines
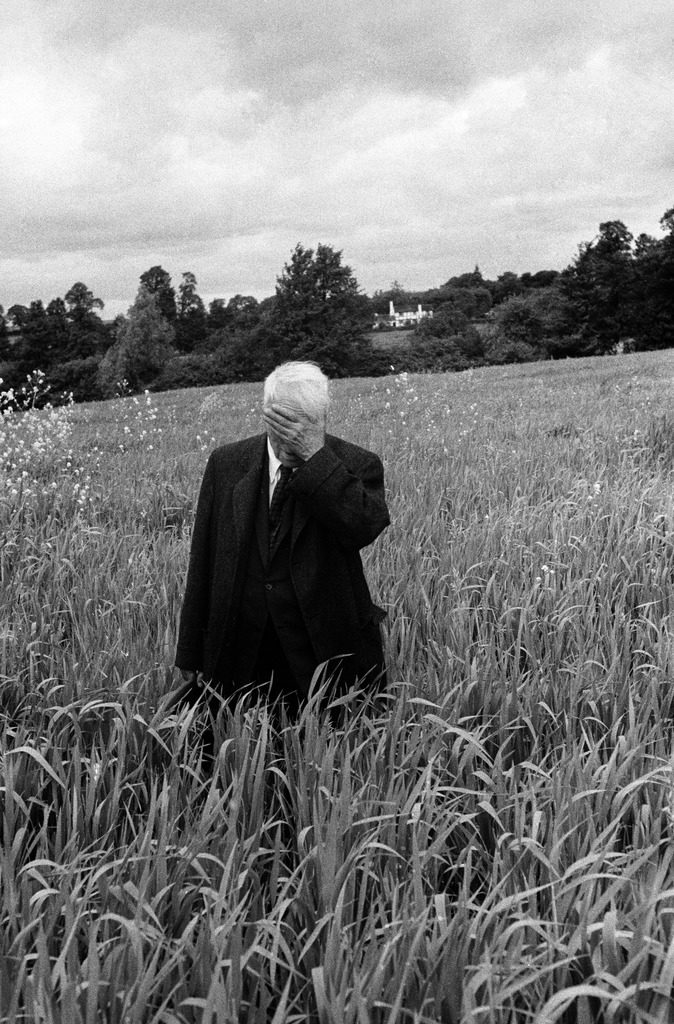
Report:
264,404,326,465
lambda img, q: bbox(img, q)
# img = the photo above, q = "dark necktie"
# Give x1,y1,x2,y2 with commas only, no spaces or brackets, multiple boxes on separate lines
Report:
269,465,294,543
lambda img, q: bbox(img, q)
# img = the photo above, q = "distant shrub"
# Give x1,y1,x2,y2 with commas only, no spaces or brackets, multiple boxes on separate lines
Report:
542,332,595,359
406,335,473,373
153,353,227,392
482,287,589,363
48,356,103,403
481,320,543,364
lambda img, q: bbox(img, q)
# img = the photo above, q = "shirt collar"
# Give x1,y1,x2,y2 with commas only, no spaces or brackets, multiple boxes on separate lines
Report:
267,436,282,482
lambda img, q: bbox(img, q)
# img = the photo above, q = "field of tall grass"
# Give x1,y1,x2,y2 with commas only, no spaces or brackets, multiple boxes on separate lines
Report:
1,350,674,1023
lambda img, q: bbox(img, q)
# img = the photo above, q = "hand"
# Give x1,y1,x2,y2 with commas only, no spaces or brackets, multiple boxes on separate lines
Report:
263,403,325,464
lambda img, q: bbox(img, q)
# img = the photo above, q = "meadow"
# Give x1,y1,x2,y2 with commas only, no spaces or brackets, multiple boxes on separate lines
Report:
1,350,673,1023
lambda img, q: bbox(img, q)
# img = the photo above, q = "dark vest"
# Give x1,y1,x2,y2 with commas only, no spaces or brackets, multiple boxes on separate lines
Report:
231,463,316,693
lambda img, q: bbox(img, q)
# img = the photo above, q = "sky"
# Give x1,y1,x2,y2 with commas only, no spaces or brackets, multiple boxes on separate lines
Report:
1,0,673,318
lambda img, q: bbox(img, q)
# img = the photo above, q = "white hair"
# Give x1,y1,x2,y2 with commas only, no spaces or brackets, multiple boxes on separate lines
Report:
263,361,329,419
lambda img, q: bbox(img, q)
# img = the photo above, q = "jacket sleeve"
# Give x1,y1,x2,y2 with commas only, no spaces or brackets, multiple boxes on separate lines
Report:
175,454,215,670
289,444,390,549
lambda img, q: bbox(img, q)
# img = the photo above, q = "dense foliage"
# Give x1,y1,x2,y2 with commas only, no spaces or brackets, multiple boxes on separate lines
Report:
1,206,673,402
1,353,673,1020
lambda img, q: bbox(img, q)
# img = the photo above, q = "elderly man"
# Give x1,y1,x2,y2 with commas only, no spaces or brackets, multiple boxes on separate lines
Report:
174,361,390,715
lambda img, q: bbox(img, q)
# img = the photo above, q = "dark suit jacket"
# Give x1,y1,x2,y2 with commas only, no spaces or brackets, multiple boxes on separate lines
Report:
175,433,390,692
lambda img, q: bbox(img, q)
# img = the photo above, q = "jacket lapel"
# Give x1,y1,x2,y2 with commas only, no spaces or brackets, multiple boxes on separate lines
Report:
290,437,335,548
233,436,267,550
233,435,333,554
255,459,270,562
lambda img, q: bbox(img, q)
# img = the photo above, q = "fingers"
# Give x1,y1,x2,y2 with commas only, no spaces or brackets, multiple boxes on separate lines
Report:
263,415,293,443
264,404,311,440
264,403,325,463
267,403,317,425
263,408,289,432
269,403,301,422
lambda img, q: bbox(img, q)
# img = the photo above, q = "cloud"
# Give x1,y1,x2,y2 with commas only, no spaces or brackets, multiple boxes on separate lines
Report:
14,0,674,104
1,0,673,310
64,0,674,103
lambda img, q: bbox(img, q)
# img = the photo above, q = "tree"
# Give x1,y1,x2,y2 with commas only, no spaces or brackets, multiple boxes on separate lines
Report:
444,265,485,290
429,285,491,320
488,271,523,305
208,299,230,332
269,243,372,374
177,272,200,317
482,287,582,362
661,207,674,234
415,302,486,364
176,271,207,351
561,220,636,353
6,304,28,330
98,286,174,396
0,305,8,361
139,266,177,323
520,270,560,290
211,327,271,381
5,289,105,371
64,282,104,325
8,300,58,370
203,295,266,358
48,356,103,403
630,208,674,349
62,283,106,358
226,295,261,332
415,303,470,340
45,298,70,358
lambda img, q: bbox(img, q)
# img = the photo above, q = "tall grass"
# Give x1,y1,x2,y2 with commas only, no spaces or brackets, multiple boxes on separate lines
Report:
1,351,673,1022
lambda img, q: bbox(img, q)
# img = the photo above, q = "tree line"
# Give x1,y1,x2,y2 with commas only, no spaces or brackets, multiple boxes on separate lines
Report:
1,207,672,403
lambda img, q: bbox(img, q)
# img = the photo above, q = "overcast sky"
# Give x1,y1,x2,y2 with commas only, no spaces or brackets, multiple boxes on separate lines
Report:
2,0,673,317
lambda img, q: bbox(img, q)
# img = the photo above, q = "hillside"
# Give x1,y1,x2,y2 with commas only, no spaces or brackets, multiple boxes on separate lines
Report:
1,350,674,1021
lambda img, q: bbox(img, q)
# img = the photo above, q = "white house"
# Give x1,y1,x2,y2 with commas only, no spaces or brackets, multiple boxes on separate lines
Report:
373,301,434,329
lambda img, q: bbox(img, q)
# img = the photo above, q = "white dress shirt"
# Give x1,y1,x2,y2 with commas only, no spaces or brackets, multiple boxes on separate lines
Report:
267,437,294,504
